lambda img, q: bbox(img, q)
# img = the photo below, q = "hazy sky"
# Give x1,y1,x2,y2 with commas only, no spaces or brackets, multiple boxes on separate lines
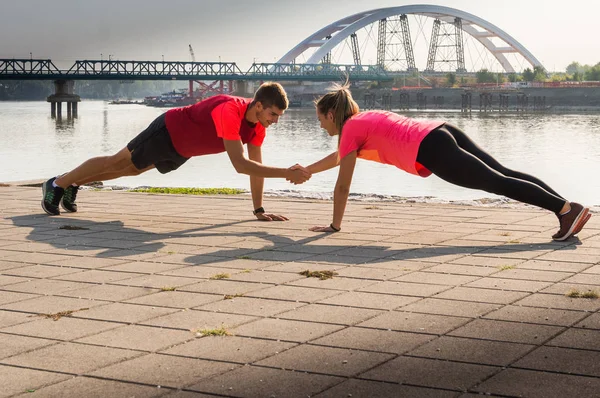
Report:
1,0,597,71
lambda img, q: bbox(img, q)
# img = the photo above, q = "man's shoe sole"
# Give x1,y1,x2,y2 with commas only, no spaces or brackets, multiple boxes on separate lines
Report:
553,207,589,241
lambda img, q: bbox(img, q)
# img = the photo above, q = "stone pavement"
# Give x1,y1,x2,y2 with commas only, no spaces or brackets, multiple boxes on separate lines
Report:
0,185,599,398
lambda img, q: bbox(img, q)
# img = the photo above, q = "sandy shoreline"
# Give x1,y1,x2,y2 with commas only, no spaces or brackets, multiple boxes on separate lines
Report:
4,178,598,213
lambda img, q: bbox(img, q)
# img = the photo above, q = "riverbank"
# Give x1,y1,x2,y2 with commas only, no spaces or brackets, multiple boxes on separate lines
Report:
5,178,599,212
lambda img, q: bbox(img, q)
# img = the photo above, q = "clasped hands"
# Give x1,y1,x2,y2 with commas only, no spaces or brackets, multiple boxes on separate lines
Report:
286,164,311,184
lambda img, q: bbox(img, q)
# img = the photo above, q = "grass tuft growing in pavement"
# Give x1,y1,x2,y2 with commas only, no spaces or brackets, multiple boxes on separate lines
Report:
497,265,516,271
210,273,230,280
195,325,232,336
59,225,90,230
300,270,338,280
224,293,244,300
129,187,244,195
37,308,89,321
566,289,599,299
160,286,177,292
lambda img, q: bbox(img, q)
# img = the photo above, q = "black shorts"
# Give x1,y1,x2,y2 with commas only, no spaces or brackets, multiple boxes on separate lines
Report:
127,113,189,174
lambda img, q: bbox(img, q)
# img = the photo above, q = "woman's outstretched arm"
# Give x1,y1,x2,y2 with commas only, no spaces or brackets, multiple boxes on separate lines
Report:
307,151,340,174
310,151,357,232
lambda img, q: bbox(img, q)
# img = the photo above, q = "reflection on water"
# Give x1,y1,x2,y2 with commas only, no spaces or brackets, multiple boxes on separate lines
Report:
1,101,599,205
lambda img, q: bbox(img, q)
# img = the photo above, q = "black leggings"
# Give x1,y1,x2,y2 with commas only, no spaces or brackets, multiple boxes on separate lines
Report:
416,124,566,214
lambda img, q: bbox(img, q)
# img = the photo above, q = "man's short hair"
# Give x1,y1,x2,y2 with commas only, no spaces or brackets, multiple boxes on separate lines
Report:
254,82,288,110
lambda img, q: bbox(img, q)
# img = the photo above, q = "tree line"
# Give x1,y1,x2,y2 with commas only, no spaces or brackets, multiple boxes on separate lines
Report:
0,80,188,101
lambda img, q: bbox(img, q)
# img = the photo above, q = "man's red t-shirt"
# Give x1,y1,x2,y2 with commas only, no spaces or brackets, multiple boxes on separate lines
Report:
164,95,266,158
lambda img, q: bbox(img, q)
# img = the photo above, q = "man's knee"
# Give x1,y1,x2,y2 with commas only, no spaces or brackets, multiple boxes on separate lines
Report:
105,147,134,171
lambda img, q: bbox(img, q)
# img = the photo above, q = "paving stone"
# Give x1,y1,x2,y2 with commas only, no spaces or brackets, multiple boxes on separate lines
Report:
233,318,344,342
546,328,600,350
333,266,409,280
314,379,457,398
141,309,257,331
277,304,383,325
3,342,141,373
513,345,600,377
226,270,304,284
6,279,92,295
357,281,450,297
70,302,178,324
0,310,37,328
448,256,523,268
318,291,420,310
249,285,340,302
517,259,592,273
89,353,236,389
182,280,270,295
542,282,600,295
161,336,296,363
474,368,600,397
0,334,57,360
0,290,39,306
0,260,29,272
464,277,552,292
256,344,393,376
313,326,434,354
20,377,166,398
186,366,343,397
54,269,141,283
358,311,470,335
76,324,193,351
392,271,480,286
360,356,497,390
401,298,500,318
3,265,81,279
409,335,534,366
125,291,222,309
45,256,130,269
102,260,188,274
60,283,157,301
575,312,600,329
483,305,589,327
0,295,103,314
448,319,564,344
0,364,71,398
196,297,303,317
0,274,30,286
0,252,76,266
433,286,530,304
513,293,600,311
1,316,120,340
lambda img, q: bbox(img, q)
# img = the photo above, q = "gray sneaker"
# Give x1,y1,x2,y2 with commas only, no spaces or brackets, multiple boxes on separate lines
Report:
60,185,79,212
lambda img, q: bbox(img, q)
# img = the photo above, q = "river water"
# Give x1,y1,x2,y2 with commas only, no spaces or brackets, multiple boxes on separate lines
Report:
1,100,599,206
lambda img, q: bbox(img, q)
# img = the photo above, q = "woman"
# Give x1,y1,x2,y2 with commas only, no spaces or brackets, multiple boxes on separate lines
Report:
305,84,590,241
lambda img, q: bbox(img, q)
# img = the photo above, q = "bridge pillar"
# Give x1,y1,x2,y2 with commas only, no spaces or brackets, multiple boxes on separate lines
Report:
47,80,80,119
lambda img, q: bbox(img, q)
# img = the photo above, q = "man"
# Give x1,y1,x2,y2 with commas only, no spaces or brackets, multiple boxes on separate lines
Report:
41,82,311,221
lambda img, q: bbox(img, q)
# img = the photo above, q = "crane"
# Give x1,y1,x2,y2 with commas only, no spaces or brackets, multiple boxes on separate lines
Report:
188,44,196,62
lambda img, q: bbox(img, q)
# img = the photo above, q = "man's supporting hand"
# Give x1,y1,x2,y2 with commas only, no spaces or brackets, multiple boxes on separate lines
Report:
286,164,311,184
255,213,289,221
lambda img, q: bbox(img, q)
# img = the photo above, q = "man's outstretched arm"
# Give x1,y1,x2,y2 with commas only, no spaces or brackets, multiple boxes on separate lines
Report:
247,143,288,221
224,139,309,183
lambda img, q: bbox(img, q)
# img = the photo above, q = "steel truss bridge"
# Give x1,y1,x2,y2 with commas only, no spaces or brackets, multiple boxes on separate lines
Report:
0,59,393,82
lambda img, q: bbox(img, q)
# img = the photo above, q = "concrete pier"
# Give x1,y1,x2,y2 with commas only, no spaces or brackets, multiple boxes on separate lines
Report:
46,80,80,119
